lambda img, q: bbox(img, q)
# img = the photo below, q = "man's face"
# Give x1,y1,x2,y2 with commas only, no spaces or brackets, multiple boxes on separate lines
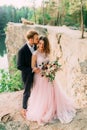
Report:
33,34,39,45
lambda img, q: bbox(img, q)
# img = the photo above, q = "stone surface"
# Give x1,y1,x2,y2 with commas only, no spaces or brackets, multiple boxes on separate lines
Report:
0,91,87,130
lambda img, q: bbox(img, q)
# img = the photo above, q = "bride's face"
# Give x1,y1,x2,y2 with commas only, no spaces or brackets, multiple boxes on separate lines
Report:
38,40,44,51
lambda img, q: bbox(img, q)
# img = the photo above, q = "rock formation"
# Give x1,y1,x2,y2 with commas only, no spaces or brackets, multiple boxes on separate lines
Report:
5,23,87,108
21,18,34,25
3,23,87,129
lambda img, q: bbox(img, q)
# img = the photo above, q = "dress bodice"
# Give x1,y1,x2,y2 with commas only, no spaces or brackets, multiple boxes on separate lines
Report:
33,50,49,68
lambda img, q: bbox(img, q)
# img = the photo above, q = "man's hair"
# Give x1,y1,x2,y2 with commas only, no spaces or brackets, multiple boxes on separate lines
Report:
26,30,38,40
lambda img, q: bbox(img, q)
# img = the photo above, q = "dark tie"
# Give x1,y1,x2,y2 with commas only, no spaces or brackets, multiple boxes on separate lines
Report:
34,45,37,50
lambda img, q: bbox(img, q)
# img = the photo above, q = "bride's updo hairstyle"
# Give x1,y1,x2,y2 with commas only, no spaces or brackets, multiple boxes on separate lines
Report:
39,36,50,55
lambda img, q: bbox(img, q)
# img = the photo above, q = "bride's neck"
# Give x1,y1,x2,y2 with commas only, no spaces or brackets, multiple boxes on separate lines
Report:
38,49,44,53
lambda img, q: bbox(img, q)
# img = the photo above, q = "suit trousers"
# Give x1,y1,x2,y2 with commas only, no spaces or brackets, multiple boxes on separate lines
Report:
22,72,34,109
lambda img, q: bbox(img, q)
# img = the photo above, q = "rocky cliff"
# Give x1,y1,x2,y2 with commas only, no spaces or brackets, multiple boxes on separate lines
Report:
5,23,87,108
2,22,87,130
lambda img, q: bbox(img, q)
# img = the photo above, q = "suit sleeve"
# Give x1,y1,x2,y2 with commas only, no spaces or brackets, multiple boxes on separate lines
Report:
17,49,31,72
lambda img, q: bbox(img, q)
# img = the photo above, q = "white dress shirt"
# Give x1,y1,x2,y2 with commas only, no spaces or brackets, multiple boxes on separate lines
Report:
27,43,34,54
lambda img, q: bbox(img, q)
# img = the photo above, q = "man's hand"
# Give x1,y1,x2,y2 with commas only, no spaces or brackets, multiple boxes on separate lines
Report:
33,67,41,73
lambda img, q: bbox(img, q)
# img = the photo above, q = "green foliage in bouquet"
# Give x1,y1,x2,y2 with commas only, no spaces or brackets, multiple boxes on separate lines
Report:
47,61,61,82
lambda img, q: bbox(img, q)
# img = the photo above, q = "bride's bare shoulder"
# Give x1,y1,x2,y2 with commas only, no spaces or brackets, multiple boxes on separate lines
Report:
33,50,38,56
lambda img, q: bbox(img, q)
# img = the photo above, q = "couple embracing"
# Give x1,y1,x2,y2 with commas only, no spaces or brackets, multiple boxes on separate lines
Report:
17,30,76,126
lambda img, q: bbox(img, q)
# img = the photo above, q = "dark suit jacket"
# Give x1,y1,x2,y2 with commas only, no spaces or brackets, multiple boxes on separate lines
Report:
17,43,36,82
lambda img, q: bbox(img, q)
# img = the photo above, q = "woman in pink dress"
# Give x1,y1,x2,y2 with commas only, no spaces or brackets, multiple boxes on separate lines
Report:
26,36,76,125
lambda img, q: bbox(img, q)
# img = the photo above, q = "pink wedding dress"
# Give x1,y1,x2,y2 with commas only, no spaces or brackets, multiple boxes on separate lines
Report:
26,50,76,124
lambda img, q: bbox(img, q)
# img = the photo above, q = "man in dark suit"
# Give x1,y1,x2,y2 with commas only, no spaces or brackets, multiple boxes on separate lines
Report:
17,30,39,118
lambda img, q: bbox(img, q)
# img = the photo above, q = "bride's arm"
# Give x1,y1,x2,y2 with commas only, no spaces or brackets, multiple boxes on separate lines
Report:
31,54,40,73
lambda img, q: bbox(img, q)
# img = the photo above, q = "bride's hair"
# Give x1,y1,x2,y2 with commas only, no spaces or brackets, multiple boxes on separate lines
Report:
39,36,50,55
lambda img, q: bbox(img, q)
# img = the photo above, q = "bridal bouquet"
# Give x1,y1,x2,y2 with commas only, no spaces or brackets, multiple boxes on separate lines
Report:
39,57,62,82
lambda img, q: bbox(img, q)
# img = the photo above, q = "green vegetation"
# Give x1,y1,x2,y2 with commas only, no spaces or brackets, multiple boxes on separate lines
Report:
0,0,87,92
0,0,87,30
0,0,87,38
0,56,23,93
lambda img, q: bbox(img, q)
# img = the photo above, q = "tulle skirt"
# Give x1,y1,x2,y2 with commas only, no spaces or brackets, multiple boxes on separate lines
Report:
26,73,76,124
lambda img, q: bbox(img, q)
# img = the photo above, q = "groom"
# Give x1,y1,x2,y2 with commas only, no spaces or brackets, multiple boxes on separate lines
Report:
17,30,39,118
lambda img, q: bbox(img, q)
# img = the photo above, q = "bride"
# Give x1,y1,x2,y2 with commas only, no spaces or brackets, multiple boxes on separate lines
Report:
26,36,76,125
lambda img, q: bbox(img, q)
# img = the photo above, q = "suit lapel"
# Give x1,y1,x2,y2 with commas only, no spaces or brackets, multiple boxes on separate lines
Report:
34,45,37,50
